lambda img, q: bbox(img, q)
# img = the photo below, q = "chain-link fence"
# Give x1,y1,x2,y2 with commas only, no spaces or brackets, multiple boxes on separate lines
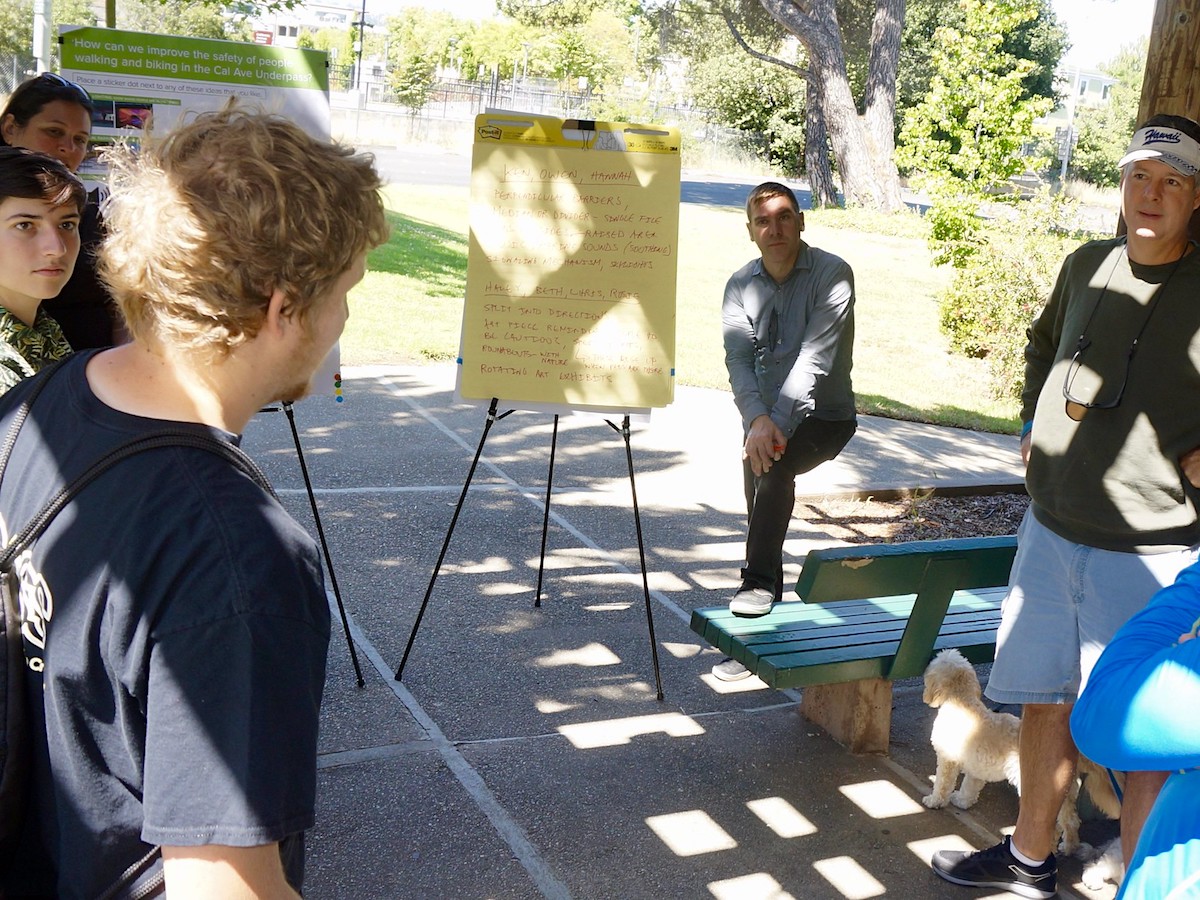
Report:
388,76,762,168
0,53,767,171
0,51,38,96
368,74,728,132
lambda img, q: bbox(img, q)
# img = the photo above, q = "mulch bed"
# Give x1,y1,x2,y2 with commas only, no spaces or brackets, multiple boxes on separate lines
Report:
796,490,1029,544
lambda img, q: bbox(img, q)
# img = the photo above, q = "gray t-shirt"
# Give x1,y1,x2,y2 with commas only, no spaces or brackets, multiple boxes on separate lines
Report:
722,242,856,436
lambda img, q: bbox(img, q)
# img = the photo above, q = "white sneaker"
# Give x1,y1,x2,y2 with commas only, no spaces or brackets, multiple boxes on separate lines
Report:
712,657,752,681
729,587,774,617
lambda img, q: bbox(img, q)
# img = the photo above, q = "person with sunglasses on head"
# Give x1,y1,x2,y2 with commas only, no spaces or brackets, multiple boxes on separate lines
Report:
0,147,82,392
931,114,1200,899
1,71,119,349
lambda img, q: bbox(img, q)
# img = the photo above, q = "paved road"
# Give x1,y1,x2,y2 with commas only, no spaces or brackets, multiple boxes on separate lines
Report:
369,145,796,208
368,145,938,213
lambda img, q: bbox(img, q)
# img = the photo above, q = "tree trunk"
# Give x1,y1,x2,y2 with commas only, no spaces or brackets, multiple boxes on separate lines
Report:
759,0,906,212
805,76,839,206
863,0,906,205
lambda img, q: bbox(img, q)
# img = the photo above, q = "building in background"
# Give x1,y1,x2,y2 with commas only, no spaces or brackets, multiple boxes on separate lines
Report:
1039,64,1119,179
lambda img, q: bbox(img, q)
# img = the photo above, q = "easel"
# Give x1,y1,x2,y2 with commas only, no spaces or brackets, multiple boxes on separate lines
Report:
262,402,365,687
393,398,664,701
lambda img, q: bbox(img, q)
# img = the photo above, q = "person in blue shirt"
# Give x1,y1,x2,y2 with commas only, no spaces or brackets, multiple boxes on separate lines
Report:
1071,562,1200,898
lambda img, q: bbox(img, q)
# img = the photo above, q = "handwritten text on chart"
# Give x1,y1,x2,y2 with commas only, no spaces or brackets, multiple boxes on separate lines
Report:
462,133,679,408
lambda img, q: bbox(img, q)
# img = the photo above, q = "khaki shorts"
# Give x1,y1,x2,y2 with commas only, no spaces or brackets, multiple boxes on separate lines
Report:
984,508,1199,705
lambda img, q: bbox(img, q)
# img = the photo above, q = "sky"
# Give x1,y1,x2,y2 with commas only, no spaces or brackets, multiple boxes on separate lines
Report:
1051,0,1154,69
370,0,498,18
371,0,1154,70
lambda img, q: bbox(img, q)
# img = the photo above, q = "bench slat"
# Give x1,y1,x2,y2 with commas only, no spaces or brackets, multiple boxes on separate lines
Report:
734,613,1002,655
694,587,1003,634
691,585,1006,687
696,587,1005,629
702,610,1000,657
758,631,1001,689
702,618,1000,665
740,617,1002,660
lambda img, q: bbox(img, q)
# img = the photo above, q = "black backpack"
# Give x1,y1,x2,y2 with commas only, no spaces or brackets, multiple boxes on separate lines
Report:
0,360,275,897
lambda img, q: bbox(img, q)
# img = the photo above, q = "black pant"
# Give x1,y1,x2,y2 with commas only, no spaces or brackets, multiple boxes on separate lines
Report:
741,416,856,599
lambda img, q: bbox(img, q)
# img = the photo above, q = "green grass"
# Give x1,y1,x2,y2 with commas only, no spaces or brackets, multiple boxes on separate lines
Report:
345,183,1021,433
346,187,470,363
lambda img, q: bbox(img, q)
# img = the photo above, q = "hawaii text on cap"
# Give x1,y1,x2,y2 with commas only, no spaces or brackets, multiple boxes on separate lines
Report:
1118,126,1200,177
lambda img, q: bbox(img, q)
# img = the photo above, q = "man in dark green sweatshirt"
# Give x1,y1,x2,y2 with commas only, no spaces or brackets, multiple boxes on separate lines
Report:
933,114,1200,899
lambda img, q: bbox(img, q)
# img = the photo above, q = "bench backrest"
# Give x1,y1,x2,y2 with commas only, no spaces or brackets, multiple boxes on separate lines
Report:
796,536,1018,603
794,535,1018,680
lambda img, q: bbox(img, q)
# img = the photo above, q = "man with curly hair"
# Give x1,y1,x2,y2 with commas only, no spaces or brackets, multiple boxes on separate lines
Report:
0,106,388,898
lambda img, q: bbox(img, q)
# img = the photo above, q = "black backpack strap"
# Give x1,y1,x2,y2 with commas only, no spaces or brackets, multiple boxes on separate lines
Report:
0,356,75,489
0,428,276,570
0,355,276,567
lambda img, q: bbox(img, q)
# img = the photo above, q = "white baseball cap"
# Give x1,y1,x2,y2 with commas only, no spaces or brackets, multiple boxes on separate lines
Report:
1118,126,1200,177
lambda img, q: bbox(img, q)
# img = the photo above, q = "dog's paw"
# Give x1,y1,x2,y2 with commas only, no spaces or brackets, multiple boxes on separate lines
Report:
1081,865,1107,891
1082,856,1121,890
922,794,947,809
948,790,976,809
1082,838,1124,888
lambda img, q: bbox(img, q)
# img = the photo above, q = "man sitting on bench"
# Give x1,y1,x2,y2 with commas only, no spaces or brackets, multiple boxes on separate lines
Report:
712,182,857,682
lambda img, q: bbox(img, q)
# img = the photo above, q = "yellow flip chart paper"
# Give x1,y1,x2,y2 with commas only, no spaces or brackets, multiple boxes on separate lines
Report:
459,114,680,410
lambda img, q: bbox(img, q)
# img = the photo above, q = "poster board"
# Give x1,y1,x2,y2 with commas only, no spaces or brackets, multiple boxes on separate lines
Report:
58,27,341,400
459,113,680,412
60,27,329,185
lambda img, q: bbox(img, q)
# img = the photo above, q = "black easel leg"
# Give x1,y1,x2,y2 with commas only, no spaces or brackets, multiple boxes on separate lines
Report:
282,401,366,687
534,414,559,608
395,398,502,681
610,415,664,701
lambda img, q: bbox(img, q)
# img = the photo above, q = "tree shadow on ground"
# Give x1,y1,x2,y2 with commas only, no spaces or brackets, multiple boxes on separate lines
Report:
368,209,467,295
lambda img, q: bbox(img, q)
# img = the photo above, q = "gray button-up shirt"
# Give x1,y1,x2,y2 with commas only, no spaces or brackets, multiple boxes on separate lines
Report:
722,241,855,437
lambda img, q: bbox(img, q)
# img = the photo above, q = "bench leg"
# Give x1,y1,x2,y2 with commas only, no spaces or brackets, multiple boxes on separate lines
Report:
800,678,893,755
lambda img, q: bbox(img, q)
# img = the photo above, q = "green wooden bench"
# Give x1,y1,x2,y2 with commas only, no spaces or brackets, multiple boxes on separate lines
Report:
690,535,1017,754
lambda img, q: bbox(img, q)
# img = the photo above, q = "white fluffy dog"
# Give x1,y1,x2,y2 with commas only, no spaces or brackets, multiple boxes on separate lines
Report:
921,648,1122,862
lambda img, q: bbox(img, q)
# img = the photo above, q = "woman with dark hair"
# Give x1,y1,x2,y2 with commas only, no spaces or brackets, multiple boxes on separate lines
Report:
0,147,83,392
1,72,117,348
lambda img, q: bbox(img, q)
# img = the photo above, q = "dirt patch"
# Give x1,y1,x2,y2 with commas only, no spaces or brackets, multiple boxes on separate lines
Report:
796,490,1029,545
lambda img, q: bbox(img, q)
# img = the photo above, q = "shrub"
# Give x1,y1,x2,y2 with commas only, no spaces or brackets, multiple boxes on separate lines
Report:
938,191,1101,399
926,190,986,268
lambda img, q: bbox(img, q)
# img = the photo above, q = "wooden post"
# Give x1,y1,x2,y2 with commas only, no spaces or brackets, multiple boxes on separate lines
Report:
1139,0,1200,240
801,678,893,755
1139,0,1200,123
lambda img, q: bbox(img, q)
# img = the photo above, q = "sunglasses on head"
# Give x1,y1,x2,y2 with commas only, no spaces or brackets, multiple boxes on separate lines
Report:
36,72,92,105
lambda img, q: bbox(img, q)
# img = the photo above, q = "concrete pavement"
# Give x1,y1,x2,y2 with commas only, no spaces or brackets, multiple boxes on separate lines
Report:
240,364,1114,900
